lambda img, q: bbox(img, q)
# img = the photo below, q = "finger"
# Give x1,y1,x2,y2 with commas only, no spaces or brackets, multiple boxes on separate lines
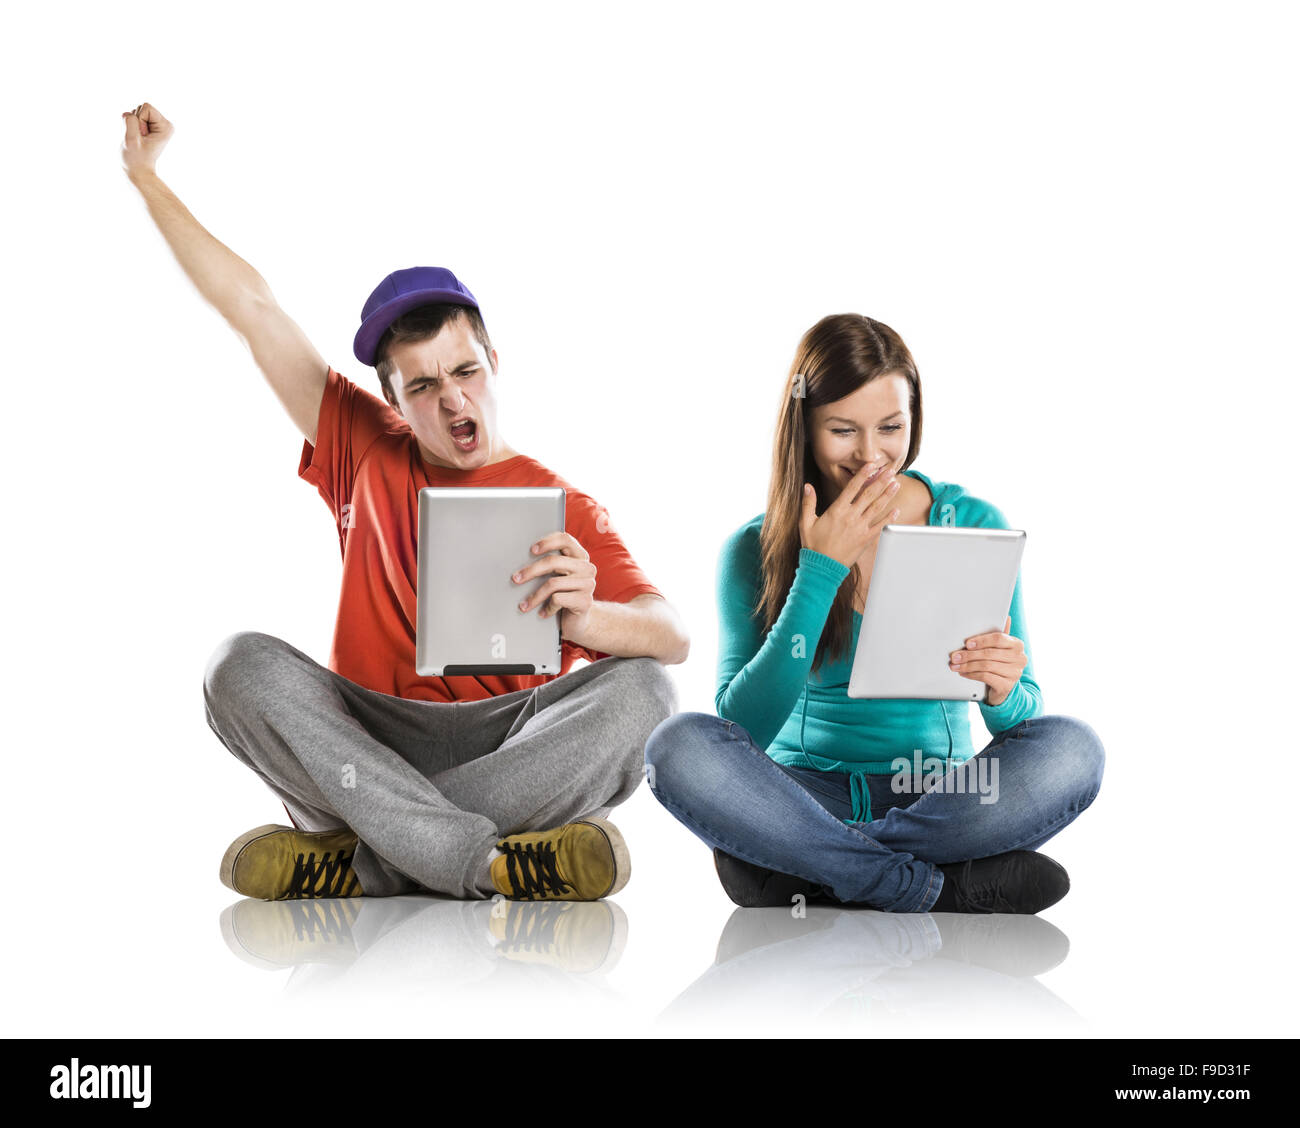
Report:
540,588,591,619
950,659,1024,681
531,531,588,560
827,462,885,512
860,501,900,538
849,478,901,531
847,481,901,527
857,476,902,523
519,573,593,613
882,505,902,528
844,464,896,509
512,554,594,585
963,629,1020,651
951,651,1023,676
956,639,1024,657
799,483,817,541
518,577,559,613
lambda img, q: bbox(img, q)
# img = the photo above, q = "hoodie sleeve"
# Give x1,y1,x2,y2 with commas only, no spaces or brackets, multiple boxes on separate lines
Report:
715,520,850,750
963,498,1044,733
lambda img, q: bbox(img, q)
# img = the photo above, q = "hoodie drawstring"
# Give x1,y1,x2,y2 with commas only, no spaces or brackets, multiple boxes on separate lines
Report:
849,771,873,824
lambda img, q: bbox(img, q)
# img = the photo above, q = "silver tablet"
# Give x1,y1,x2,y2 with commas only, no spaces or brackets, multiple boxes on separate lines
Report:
415,487,566,677
847,525,1026,701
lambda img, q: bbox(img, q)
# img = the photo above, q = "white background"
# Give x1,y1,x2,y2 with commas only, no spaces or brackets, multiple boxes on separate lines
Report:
3,0,1296,1038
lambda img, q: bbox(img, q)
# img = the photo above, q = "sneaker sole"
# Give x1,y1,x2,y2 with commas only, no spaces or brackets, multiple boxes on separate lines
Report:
219,901,284,971
219,824,288,896
575,817,631,898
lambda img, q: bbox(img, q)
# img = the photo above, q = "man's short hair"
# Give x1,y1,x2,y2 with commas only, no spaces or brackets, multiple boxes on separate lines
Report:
374,303,495,406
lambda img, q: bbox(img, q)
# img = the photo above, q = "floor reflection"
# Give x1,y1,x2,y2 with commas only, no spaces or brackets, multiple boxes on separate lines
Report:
658,908,1081,1034
220,895,628,1005
220,896,1082,1035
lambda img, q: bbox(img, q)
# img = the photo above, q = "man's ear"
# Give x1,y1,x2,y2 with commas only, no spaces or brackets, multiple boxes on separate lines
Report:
489,347,499,375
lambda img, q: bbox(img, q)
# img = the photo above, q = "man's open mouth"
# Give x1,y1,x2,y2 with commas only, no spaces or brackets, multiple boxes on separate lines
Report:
450,419,478,450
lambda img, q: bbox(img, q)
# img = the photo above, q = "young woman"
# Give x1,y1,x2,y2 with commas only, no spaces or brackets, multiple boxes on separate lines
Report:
644,314,1104,914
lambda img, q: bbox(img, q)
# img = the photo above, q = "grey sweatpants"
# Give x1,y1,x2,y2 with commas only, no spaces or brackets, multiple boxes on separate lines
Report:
202,631,678,899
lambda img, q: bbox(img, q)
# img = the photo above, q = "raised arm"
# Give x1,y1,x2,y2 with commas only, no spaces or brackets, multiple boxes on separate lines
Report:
120,103,328,444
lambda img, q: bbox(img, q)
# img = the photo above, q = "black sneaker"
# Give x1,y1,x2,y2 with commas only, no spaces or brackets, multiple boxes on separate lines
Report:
712,848,833,908
935,851,1070,914
932,913,1070,975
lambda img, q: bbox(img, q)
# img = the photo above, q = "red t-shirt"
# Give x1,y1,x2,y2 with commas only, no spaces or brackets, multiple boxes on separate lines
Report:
298,367,662,701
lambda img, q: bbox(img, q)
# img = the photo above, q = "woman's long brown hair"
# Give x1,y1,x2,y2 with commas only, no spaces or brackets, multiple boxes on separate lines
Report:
757,314,923,672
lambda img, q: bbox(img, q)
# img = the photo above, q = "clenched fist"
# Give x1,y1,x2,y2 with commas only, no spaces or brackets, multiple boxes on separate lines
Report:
120,103,173,177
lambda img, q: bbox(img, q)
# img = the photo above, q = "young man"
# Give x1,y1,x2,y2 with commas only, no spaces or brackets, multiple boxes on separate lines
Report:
122,103,687,903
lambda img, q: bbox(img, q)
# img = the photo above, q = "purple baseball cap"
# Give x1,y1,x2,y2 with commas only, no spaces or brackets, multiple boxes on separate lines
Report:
352,266,481,367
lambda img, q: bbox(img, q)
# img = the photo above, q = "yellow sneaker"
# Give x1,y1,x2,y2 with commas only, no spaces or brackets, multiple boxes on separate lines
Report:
220,824,363,900
220,898,362,970
487,900,629,973
490,818,630,901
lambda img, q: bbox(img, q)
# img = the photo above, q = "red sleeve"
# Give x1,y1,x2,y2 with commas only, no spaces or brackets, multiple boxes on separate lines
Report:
564,489,663,662
298,367,405,537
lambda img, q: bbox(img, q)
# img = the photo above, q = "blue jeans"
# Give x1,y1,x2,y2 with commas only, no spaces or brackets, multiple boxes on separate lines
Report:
644,713,1104,913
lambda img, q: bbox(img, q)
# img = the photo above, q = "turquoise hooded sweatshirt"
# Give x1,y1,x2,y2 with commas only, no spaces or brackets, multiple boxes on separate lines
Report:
715,469,1043,823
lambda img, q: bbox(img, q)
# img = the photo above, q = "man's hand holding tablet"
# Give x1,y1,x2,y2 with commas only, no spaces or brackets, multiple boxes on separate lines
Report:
511,531,598,638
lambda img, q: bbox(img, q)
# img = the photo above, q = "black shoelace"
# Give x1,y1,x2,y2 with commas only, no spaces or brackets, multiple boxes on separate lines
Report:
287,850,358,899
501,903,565,952
500,841,570,900
288,899,358,946
949,860,1017,914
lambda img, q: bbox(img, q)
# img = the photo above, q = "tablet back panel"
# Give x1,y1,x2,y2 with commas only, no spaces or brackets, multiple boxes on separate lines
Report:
416,487,566,677
847,525,1026,701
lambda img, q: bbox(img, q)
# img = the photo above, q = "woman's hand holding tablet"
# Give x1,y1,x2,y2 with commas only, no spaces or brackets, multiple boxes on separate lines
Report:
950,616,1029,707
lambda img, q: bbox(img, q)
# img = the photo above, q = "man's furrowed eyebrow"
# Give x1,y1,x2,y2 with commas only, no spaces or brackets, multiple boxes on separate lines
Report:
404,360,479,389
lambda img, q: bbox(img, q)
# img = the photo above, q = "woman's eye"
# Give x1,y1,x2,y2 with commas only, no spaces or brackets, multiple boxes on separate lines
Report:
880,424,903,433
831,428,854,436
